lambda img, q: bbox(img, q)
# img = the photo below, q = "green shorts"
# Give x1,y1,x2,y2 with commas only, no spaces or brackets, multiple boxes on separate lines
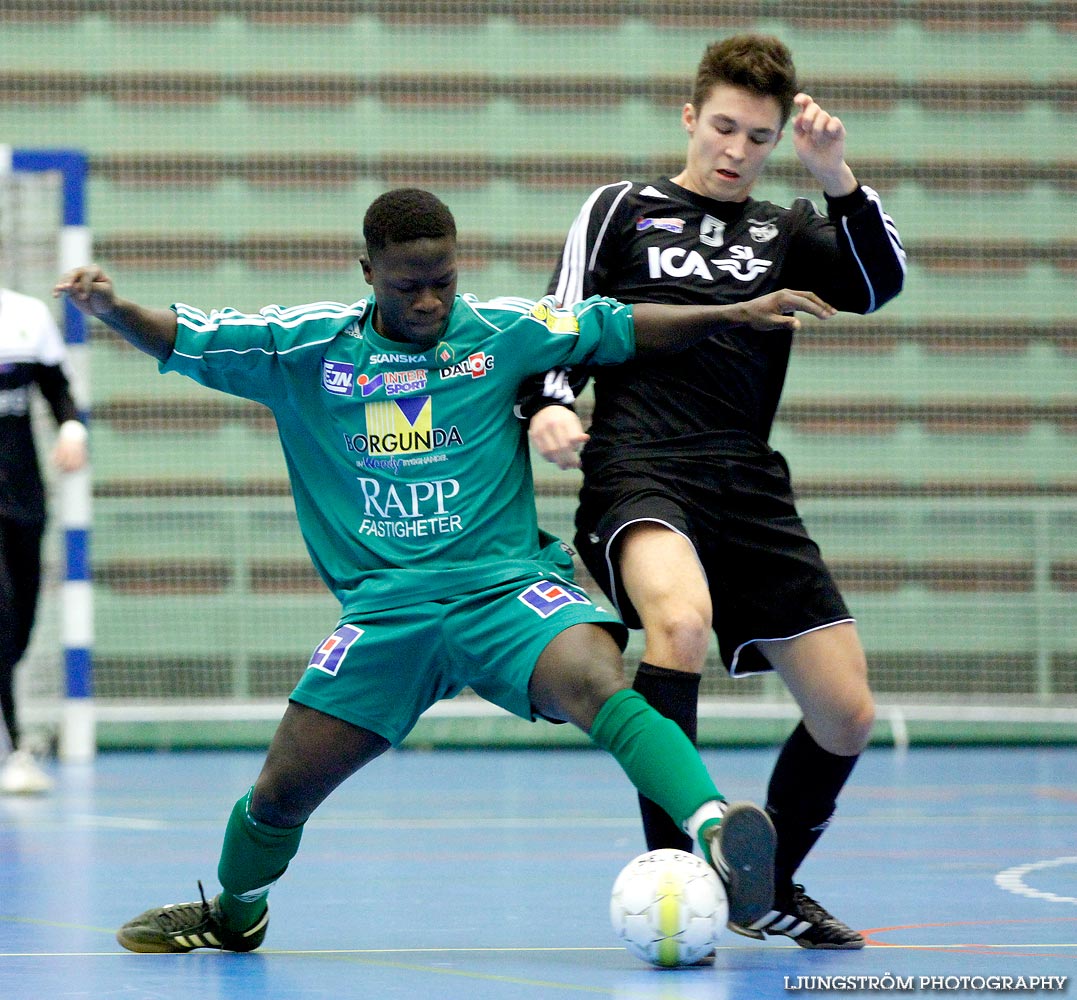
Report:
290,571,627,746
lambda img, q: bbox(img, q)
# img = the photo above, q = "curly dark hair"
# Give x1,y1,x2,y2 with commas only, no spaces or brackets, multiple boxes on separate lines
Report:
362,188,457,256
691,34,798,125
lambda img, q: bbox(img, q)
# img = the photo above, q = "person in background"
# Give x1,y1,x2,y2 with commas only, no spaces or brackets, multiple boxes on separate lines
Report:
0,286,88,795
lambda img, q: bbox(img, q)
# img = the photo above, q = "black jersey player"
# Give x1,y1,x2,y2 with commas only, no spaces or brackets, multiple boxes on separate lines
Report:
518,35,906,948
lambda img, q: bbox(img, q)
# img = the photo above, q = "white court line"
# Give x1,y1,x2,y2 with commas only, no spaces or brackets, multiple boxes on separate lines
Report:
996,856,1077,905
6,942,1076,960
69,814,168,830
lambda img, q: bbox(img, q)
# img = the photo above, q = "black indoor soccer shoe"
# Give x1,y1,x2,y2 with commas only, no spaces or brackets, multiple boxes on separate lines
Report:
703,801,777,927
728,883,865,949
116,881,269,954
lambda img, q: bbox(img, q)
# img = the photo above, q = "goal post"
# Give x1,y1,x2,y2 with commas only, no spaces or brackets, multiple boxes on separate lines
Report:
1,146,94,762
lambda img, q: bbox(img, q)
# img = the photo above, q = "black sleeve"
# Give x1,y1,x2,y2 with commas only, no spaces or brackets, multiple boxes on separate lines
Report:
786,185,906,314
33,363,80,425
514,366,590,420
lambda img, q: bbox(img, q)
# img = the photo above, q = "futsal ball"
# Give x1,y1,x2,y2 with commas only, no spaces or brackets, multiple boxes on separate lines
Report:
610,848,727,967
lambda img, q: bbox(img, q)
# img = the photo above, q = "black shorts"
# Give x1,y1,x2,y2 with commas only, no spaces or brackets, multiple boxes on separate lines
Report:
573,448,852,677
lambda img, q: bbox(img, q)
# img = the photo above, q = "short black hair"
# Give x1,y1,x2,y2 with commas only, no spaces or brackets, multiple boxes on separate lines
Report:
692,34,798,125
362,188,457,256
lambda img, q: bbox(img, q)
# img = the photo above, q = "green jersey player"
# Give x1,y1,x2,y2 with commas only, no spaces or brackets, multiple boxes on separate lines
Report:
56,187,834,954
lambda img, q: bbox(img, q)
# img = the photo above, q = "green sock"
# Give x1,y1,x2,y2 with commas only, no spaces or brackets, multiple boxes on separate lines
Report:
216,788,303,929
590,689,725,834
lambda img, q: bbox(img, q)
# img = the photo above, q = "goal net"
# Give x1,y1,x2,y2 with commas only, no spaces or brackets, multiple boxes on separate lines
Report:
5,2,1075,750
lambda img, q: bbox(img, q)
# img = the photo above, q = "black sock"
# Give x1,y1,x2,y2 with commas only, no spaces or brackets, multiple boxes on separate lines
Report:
630,661,701,852
1,660,18,752
766,721,859,895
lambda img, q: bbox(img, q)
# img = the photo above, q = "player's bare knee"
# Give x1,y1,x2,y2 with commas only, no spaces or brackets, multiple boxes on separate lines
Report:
829,650,874,752
846,666,876,750
848,697,877,752
645,605,711,668
819,697,875,756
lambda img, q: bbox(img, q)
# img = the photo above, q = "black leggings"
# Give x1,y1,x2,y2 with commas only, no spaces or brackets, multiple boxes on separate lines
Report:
0,517,44,752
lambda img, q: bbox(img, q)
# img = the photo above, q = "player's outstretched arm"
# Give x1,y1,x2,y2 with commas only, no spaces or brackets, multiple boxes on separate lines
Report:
55,265,178,362
632,288,836,356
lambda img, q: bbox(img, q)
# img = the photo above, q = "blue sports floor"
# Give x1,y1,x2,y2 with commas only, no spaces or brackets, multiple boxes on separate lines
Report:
2,745,1075,999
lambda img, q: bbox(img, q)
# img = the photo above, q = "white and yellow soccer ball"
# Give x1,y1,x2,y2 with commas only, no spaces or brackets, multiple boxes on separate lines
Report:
610,848,728,967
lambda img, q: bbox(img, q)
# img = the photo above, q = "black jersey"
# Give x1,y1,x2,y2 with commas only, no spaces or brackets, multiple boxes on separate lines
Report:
0,289,79,524
520,178,905,463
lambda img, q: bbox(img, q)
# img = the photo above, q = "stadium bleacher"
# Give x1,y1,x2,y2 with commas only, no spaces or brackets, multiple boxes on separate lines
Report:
5,2,1074,735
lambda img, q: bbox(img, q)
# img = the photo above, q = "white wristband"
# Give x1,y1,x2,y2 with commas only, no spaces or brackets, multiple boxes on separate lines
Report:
58,420,89,444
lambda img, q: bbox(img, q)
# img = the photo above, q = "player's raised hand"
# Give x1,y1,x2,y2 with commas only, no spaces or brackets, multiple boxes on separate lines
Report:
791,93,857,197
529,405,590,469
54,264,118,318
734,288,837,332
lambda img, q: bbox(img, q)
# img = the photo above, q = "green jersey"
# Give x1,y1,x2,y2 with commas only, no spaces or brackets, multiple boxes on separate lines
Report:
162,293,636,616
